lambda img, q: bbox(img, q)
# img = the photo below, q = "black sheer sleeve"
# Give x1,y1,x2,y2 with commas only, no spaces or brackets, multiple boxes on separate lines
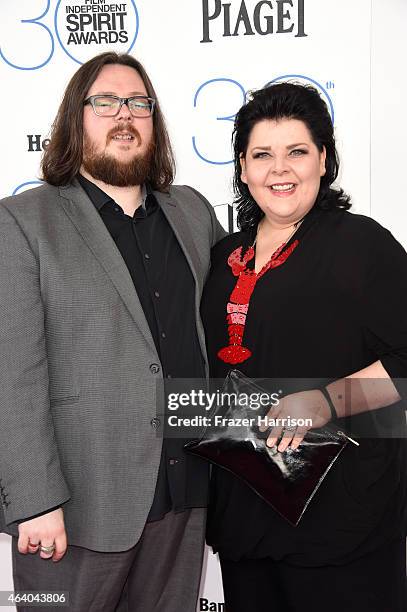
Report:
361,221,407,399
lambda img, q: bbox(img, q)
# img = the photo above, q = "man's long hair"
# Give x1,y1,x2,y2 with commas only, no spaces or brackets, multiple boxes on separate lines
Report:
41,53,175,190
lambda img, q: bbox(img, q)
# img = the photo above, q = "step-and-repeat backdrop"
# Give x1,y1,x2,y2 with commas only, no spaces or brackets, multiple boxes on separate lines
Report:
0,1,406,609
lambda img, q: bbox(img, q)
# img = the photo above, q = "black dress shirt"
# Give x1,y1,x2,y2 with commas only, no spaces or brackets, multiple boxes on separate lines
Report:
77,174,206,520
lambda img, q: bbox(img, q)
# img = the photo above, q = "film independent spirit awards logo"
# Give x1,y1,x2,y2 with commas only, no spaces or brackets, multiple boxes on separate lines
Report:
55,0,139,64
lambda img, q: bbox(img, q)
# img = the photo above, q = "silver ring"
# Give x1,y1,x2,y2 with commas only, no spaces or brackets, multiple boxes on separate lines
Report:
284,425,297,433
40,544,56,554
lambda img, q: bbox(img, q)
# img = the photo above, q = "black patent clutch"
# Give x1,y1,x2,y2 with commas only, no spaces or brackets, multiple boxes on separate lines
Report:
184,369,352,525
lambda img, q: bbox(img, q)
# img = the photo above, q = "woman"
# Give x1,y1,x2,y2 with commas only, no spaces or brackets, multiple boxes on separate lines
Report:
201,83,407,611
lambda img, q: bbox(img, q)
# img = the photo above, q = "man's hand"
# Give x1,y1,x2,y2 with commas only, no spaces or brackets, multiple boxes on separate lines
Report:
18,507,67,562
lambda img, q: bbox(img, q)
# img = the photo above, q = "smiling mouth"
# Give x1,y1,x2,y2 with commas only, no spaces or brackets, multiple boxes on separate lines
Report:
270,183,296,192
112,133,135,142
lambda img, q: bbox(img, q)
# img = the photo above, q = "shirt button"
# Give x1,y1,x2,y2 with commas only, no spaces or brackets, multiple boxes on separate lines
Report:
150,417,161,429
154,291,160,298
114,206,120,212
150,363,160,374
161,332,166,339
166,374,172,379
169,458,179,465
144,253,150,260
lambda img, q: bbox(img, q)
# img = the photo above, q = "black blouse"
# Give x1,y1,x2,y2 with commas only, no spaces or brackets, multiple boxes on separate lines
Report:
201,207,407,566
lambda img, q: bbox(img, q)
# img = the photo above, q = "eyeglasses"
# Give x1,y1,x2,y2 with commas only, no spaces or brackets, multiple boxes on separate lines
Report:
84,95,155,118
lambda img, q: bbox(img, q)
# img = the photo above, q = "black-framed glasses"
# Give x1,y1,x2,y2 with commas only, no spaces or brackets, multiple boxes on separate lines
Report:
84,95,155,118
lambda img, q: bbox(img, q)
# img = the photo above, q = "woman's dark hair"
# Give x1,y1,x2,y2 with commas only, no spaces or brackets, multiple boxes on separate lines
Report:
41,52,175,190
233,82,351,231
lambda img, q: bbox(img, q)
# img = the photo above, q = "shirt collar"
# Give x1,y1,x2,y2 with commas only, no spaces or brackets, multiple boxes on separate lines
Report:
77,174,152,213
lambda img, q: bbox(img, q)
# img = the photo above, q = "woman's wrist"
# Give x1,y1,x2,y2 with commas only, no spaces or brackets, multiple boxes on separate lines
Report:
319,386,339,420
324,378,349,419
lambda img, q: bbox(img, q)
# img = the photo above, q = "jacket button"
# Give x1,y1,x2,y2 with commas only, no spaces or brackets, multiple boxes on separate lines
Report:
150,364,160,374
150,417,161,429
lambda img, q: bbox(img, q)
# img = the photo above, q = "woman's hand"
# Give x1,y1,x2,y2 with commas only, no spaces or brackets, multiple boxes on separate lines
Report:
259,389,331,452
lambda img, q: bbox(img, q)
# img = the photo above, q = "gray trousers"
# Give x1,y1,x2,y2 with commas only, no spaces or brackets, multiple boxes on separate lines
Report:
12,509,206,612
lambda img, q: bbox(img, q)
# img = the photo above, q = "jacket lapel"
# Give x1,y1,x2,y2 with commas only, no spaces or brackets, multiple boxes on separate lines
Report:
58,180,156,352
155,190,208,370
154,190,204,296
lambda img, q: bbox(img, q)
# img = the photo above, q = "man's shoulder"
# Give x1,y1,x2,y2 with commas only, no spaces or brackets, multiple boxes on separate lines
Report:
156,184,215,227
166,184,211,209
0,182,59,213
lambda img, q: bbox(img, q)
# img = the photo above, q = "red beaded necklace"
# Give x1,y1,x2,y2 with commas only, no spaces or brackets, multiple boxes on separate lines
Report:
217,222,301,365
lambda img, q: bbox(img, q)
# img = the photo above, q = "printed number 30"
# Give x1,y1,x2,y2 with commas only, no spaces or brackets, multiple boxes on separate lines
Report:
0,0,54,70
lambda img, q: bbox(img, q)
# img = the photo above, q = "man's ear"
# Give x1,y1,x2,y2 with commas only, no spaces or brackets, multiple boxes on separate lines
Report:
240,155,247,184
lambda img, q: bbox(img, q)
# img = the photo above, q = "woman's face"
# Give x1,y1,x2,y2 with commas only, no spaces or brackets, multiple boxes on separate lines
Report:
240,118,326,227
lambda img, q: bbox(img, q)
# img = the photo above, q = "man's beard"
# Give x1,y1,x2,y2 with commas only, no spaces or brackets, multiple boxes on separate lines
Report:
82,125,155,187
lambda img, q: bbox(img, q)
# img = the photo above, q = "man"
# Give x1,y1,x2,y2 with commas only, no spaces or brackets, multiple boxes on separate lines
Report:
0,52,225,611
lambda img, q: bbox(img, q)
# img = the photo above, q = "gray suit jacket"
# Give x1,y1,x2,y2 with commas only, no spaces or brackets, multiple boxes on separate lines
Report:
0,180,226,552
